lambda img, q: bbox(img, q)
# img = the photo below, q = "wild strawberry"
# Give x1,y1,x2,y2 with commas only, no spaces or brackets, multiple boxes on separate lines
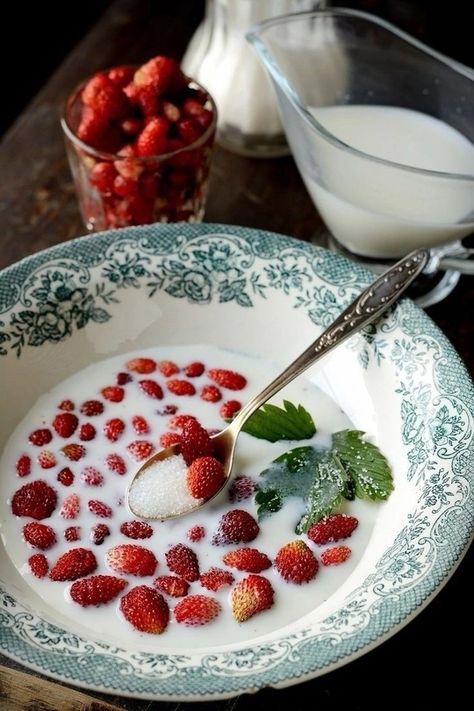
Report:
138,379,163,399
200,385,221,402
220,400,241,420
28,429,52,446
307,514,359,545
28,554,49,578
23,522,57,550
103,418,125,442
187,525,205,542
60,494,80,519
183,96,209,117
228,475,254,503
134,56,186,93
136,116,169,156
80,400,104,417
70,575,128,607
184,361,204,377
177,118,202,145
37,451,57,469
132,415,149,435
106,544,157,576
165,543,199,582
126,357,156,374
88,500,113,518
212,510,259,546
90,523,110,545
79,423,96,441
166,379,196,396
47,422,70,447
159,432,182,448
77,107,108,149
158,404,178,416
154,575,189,597
11,480,57,520
231,575,274,622
186,456,225,500
222,548,272,573
89,161,116,194
120,585,169,633
158,360,179,377
174,595,220,626
274,540,318,584
49,548,97,581
57,467,74,486
207,368,247,391
101,385,125,402
105,453,127,475
180,419,213,465
120,521,153,540
169,414,197,430
199,567,234,592
64,526,81,542
320,545,352,566
58,399,75,411
81,467,104,486
61,443,86,461
82,72,127,119
16,455,31,477
116,371,132,385
126,440,155,461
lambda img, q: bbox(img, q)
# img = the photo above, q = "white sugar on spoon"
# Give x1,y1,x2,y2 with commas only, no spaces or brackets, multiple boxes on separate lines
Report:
127,453,203,519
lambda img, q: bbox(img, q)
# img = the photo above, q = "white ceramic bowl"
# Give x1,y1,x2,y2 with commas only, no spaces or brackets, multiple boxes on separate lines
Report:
0,224,472,701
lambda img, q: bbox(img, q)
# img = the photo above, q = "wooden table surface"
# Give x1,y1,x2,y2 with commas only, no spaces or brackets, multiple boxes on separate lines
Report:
0,1,472,708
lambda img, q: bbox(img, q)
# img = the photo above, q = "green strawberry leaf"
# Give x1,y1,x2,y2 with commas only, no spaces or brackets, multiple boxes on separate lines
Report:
295,453,347,533
255,446,323,519
255,489,282,517
332,430,394,500
241,400,316,442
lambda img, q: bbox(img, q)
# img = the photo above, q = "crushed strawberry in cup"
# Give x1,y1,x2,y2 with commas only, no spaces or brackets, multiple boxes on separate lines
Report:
61,56,217,231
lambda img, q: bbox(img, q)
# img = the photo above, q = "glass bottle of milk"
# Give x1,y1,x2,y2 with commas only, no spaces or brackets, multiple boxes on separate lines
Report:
182,0,321,157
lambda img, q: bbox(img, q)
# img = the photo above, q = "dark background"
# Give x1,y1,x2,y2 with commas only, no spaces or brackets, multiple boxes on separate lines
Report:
1,0,473,136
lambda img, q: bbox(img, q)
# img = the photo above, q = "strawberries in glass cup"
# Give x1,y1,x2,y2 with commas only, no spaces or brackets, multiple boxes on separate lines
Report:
62,56,217,231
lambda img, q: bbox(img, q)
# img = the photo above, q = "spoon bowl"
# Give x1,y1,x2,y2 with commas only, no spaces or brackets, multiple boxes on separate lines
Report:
127,248,429,520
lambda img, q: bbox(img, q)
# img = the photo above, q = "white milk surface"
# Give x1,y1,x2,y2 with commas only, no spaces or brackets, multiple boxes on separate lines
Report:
0,345,380,649
304,105,474,257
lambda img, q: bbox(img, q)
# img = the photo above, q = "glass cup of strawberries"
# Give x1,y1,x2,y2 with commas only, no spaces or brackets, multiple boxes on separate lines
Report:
61,56,217,231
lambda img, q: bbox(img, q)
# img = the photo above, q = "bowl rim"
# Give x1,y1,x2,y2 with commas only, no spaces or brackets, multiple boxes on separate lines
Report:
0,223,473,700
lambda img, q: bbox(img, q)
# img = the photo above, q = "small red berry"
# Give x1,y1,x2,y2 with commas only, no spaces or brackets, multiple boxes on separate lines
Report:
16,455,31,477
52,413,78,438
320,545,352,566
28,429,52,446
101,386,125,402
105,453,127,475
187,525,205,542
57,467,74,486
28,554,49,578
166,379,196,396
184,361,205,377
80,400,104,417
88,500,113,518
220,400,241,419
79,423,96,441
200,385,222,402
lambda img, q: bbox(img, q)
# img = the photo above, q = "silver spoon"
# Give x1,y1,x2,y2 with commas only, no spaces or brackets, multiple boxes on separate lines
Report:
127,248,429,520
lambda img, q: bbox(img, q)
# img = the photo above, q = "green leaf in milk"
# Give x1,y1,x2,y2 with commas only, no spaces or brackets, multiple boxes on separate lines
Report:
241,400,316,442
332,430,394,500
255,446,322,519
295,453,348,534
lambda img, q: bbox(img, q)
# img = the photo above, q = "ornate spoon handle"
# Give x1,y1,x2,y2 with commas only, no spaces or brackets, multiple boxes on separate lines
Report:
230,249,429,431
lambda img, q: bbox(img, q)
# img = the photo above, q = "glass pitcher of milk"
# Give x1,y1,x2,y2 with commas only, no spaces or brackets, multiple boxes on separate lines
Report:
247,9,474,259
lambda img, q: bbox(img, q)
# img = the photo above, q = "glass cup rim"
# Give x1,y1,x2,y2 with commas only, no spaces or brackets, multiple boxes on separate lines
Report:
60,71,218,163
247,7,474,182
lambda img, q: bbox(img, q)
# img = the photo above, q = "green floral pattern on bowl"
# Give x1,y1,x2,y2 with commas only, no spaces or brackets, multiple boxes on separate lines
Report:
0,224,472,701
